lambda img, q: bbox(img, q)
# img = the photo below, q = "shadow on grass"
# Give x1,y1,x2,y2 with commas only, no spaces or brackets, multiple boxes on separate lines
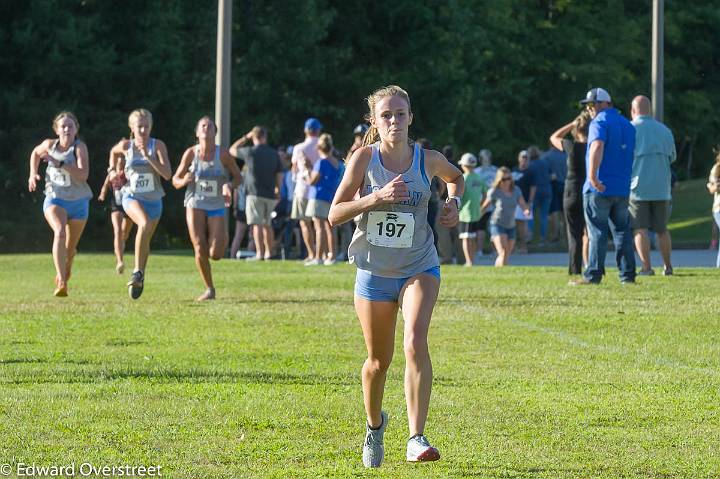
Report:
0,357,91,365
2,367,357,386
457,465,613,477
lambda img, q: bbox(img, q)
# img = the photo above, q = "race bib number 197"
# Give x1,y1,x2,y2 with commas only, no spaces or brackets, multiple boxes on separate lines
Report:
366,211,415,248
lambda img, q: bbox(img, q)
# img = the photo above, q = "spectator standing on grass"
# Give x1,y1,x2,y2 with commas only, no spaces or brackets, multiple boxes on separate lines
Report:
458,153,487,266
230,126,283,261
435,145,460,263
541,143,567,243
305,133,342,265
229,170,248,259
329,85,463,468
512,150,532,254
629,95,676,276
550,111,591,276
706,151,720,267
291,118,322,263
473,148,496,258
28,111,92,297
482,166,531,267
526,145,552,245
570,87,636,285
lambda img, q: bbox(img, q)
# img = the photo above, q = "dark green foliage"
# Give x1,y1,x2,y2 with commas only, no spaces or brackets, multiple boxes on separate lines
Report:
1,0,718,251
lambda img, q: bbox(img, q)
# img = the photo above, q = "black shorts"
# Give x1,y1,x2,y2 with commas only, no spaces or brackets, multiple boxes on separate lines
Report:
235,209,247,223
478,211,491,230
108,190,125,214
459,220,482,239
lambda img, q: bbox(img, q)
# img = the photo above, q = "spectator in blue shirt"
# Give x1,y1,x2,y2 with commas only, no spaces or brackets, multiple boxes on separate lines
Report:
305,133,342,265
571,87,637,285
541,144,567,242
629,95,676,276
526,145,552,244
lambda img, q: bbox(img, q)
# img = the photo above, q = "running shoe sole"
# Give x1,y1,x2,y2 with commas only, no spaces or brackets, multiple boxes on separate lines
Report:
407,448,441,462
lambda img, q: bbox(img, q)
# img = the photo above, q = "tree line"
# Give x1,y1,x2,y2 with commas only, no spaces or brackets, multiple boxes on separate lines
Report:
1,0,718,251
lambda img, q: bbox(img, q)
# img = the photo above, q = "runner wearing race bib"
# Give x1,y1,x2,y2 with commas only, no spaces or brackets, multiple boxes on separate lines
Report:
110,109,172,300
98,148,136,275
328,85,464,468
28,111,92,297
172,116,242,301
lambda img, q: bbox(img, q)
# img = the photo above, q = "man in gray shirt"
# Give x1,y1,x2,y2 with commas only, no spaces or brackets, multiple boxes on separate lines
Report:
230,126,283,261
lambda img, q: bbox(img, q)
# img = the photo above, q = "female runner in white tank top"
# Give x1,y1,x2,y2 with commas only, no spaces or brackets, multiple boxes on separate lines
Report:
28,112,92,297
172,116,242,301
109,109,172,299
329,86,464,468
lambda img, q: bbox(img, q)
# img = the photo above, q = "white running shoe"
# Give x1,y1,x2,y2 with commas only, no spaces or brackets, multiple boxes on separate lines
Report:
323,258,337,266
304,258,322,266
362,411,388,468
406,434,440,462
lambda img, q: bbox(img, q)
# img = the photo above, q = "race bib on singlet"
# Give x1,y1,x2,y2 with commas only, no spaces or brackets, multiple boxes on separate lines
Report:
129,172,155,193
48,167,70,187
197,179,218,197
366,211,415,248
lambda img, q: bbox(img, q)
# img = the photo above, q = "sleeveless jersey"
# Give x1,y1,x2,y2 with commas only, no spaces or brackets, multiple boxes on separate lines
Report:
44,140,93,201
348,143,438,278
184,145,228,210
121,138,165,201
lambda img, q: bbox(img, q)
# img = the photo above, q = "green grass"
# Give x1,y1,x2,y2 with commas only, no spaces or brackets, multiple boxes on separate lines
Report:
668,178,714,244
1,254,720,478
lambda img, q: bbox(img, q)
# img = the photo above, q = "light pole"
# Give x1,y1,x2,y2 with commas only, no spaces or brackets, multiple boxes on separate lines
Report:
215,0,232,147
652,0,664,121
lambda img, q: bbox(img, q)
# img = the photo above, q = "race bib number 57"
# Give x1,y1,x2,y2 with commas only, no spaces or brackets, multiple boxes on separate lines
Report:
48,167,70,187
366,211,415,248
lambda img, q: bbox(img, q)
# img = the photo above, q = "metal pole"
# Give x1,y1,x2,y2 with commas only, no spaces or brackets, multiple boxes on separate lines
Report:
215,0,232,147
652,0,664,122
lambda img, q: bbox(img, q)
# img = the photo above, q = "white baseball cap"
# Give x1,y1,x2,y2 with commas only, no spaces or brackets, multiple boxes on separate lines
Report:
459,153,477,167
579,87,612,104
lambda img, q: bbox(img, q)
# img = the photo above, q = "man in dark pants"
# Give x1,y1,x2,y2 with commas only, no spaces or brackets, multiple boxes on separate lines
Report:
570,87,636,285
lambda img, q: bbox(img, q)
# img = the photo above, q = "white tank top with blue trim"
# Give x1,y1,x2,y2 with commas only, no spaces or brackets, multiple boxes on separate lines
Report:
184,145,228,210
348,142,438,278
121,138,165,201
44,140,93,201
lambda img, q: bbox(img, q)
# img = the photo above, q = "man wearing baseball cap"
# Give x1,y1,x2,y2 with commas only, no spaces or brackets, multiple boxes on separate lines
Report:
457,153,487,266
291,118,322,263
571,87,637,285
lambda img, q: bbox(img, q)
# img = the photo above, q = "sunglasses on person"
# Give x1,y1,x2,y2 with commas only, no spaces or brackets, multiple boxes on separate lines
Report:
501,177,512,182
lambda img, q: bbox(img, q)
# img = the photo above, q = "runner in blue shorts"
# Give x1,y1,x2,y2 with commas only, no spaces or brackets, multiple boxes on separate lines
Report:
110,109,172,299
172,116,242,301
329,85,464,468
28,111,92,297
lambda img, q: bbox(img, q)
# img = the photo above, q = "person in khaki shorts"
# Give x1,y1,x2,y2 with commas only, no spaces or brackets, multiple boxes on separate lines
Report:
629,95,676,276
230,126,283,261
291,118,322,263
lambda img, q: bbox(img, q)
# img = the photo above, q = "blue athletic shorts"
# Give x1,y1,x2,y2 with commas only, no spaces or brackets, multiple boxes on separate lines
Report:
205,207,226,218
43,196,89,220
354,266,441,303
122,195,163,220
490,223,516,240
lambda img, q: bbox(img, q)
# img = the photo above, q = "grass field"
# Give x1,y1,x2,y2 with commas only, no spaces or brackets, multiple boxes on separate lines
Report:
1,253,719,478
667,178,714,245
